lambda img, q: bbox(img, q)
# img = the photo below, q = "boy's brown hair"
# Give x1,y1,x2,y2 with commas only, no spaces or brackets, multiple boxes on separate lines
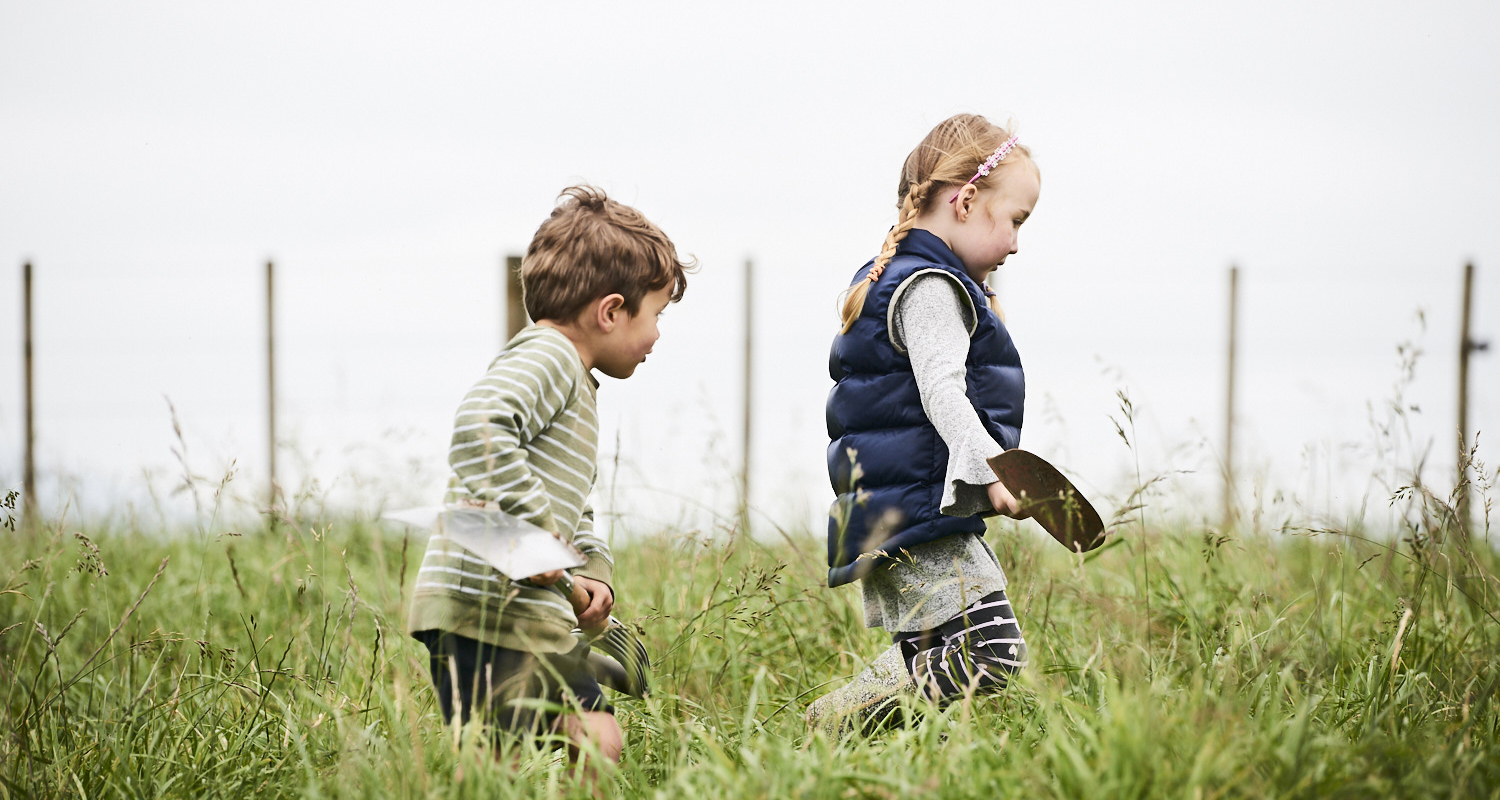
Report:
522,185,695,322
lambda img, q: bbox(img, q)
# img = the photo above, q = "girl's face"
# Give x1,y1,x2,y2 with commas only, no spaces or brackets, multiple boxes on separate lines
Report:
948,165,1041,284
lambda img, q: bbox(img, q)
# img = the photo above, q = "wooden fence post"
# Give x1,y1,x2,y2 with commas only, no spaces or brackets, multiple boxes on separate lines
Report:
742,259,754,527
505,255,526,344
1224,265,1239,532
22,261,36,534
1457,261,1490,535
266,260,278,524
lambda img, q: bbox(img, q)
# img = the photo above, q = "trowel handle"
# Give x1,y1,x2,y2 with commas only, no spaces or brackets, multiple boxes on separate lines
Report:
556,573,607,637
557,573,588,610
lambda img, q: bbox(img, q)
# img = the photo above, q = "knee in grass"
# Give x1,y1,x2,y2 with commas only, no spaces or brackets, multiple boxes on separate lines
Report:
565,710,623,764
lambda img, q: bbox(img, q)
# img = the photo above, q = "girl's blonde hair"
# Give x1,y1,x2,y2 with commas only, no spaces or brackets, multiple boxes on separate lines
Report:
839,114,1034,333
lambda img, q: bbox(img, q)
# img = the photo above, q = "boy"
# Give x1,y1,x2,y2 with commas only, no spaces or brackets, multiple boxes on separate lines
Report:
407,185,693,765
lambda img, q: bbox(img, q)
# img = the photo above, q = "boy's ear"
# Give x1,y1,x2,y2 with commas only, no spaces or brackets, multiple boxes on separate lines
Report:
594,293,627,332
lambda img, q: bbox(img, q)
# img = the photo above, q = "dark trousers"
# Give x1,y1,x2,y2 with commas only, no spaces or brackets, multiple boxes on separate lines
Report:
415,630,612,739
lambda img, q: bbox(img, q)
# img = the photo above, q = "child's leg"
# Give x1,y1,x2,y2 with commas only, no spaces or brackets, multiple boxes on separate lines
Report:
804,643,917,739
562,710,623,763
558,710,621,798
551,651,622,767
895,589,1026,701
418,631,616,742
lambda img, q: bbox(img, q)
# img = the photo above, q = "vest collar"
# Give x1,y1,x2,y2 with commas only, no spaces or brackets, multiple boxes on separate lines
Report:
895,228,967,274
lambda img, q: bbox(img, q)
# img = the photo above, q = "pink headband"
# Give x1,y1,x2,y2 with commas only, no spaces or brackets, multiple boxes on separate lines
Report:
948,135,1020,203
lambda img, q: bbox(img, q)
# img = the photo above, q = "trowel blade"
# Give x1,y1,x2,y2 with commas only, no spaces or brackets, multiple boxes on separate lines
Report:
987,449,1107,553
383,505,587,580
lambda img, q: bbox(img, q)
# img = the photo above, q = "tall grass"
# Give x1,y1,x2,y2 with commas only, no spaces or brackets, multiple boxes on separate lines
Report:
2,463,1498,798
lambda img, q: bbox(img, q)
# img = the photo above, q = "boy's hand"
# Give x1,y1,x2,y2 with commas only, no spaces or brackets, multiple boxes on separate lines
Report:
572,576,614,628
987,480,1026,519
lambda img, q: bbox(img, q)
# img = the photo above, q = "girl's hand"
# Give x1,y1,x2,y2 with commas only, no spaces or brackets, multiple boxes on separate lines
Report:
987,480,1022,518
573,576,615,629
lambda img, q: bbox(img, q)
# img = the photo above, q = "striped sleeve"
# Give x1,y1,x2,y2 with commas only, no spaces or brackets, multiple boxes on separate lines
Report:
446,349,576,533
571,503,614,586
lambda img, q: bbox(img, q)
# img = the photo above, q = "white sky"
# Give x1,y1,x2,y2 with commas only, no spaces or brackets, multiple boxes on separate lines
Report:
1,1,1497,537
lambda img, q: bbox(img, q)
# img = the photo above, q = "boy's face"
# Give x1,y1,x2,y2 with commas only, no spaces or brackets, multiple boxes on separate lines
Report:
594,285,673,379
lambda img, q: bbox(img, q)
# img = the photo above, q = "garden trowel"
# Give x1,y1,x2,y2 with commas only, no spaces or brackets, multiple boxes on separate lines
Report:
987,449,1106,553
382,505,651,696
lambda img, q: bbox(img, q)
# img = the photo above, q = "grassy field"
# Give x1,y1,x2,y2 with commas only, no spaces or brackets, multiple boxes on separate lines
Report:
3,479,1499,799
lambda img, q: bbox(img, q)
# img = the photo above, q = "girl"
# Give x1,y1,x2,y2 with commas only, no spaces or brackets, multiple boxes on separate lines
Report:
813,113,1040,734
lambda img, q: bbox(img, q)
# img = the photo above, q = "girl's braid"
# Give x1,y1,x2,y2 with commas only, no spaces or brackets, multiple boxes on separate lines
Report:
874,180,932,274
839,179,933,333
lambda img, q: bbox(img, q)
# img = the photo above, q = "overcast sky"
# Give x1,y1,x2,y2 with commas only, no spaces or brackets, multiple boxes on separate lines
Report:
1,1,1496,537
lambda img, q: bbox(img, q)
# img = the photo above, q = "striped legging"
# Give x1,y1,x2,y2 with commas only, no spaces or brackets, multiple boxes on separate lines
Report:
894,589,1027,702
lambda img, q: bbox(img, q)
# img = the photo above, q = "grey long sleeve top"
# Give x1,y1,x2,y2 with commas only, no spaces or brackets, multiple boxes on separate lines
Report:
861,270,1010,633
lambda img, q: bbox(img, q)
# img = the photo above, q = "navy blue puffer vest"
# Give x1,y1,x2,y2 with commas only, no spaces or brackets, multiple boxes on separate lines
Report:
825,229,1024,587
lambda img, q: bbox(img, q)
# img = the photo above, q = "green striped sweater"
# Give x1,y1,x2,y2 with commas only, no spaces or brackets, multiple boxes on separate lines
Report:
406,325,613,654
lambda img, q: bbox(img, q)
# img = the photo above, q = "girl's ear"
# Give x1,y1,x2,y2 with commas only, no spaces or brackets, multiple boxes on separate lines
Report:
952,183,979,222
594,293,627,332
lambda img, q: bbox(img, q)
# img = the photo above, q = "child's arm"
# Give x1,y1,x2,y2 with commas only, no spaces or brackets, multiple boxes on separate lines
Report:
893,273,1016,518
570,504,616,626
447,355,571,534
572,504,613,585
